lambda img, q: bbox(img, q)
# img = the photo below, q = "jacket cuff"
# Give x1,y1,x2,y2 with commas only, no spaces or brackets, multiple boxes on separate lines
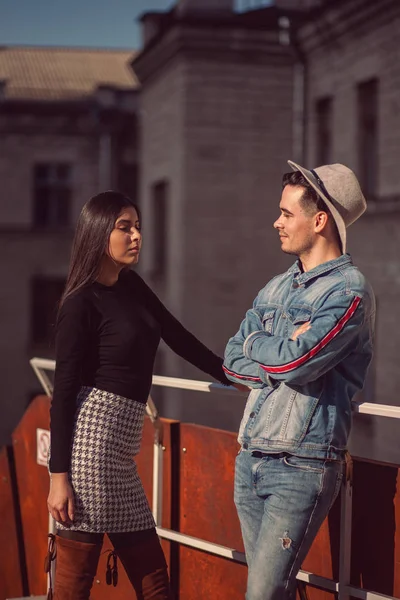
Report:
258,366,277,388
243,330,268,359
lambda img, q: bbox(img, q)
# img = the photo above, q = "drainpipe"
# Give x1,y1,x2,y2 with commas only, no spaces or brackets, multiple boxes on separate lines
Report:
95,86,118,190
99,133,113,190
279,14,307,165
292,60,306,164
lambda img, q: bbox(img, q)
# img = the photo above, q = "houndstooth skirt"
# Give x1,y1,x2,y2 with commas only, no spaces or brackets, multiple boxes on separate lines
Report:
57,386,155,533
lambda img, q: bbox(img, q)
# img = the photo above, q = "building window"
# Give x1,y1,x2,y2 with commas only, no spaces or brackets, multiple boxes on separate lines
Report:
315,96,333,165
33,163,72,228
152,180,169,282
357,78,378,200
31,276,65,346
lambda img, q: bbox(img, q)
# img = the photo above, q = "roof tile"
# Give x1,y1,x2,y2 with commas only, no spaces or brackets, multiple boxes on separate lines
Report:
0,46,139,100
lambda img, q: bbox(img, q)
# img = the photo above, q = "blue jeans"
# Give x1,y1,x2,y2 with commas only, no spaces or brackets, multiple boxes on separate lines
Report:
234,450,344,600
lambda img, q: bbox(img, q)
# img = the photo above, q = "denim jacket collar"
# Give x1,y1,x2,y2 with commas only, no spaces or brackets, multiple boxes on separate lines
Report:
289,253,353,285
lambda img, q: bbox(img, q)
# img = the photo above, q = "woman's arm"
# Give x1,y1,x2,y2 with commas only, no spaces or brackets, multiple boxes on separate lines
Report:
131,272,230,385
49,293,90,473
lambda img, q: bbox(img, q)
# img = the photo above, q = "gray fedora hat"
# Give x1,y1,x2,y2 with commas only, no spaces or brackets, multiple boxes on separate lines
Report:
287,160,367,253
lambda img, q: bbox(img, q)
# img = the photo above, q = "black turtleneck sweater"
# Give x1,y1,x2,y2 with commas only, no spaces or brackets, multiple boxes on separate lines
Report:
50,269,230,473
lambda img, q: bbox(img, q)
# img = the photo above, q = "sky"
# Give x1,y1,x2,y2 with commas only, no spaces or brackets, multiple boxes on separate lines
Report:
0,0,176,50
0,0,271,50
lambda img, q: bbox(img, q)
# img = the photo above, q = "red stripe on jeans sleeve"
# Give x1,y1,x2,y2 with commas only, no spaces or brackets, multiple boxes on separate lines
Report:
222,365,261,382
260,296,362,375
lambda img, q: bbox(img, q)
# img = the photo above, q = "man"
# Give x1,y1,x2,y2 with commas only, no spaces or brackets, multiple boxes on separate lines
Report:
223,161,375,600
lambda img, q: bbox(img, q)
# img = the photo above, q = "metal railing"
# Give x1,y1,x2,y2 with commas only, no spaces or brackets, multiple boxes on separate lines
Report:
30,357,400,600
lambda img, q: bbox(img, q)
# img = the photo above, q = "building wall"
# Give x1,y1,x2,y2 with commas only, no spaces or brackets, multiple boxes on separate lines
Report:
181,55,295,357
0,127,106,443
0,99,139,444
135,56,188,416
0,233,72,445
300,1,400,407
0,130,100,226
304,3,400,198
138,57,187,314
297,0,400,462
137,1,400,448
137,23,296,425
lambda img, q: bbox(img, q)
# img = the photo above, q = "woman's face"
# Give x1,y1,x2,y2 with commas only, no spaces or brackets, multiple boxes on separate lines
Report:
108,207,142,266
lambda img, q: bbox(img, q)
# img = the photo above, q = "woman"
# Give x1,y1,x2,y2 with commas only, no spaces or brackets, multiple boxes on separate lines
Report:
47,191,233,600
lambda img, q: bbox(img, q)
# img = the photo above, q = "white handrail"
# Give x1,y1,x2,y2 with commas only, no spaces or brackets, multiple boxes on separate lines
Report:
29,357,400,420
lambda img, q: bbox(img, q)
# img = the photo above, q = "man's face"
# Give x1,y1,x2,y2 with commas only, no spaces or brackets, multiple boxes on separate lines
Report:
274,185,316,256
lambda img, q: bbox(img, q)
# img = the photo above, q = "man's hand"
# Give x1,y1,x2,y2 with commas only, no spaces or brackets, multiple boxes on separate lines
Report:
291,322,311,341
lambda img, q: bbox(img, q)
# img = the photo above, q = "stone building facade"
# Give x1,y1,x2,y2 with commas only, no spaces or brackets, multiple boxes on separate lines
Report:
133,2,299,423
133,0,400,462
296,0,400,461
0,0,399,462
0,48,139,444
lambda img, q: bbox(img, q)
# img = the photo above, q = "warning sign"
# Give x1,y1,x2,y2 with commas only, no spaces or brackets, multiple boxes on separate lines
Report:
36,428,50,467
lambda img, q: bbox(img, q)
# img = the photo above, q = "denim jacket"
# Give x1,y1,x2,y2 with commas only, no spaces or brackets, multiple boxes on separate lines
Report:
223,254,375,460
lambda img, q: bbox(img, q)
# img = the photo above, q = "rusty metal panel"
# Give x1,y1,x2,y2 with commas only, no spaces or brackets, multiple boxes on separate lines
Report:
179,423,243,549
8,394,400,600
12,395,51,596
0,447,25,599
179,547,247,600
179,424,246,597
179,423,338,600
286,458,400,599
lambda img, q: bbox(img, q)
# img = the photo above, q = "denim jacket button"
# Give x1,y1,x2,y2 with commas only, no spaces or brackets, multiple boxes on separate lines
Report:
243,442,248,449
250,412,255,418
292,281,299,289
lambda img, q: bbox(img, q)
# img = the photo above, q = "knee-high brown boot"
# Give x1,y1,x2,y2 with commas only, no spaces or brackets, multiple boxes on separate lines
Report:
52,534,102,600
111,529,172,600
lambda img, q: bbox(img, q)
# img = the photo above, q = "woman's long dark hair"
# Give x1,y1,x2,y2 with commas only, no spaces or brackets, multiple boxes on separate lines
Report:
59,191,140,311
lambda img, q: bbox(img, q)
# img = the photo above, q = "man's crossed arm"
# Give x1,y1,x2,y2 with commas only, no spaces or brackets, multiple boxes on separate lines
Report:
223,292,365,388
